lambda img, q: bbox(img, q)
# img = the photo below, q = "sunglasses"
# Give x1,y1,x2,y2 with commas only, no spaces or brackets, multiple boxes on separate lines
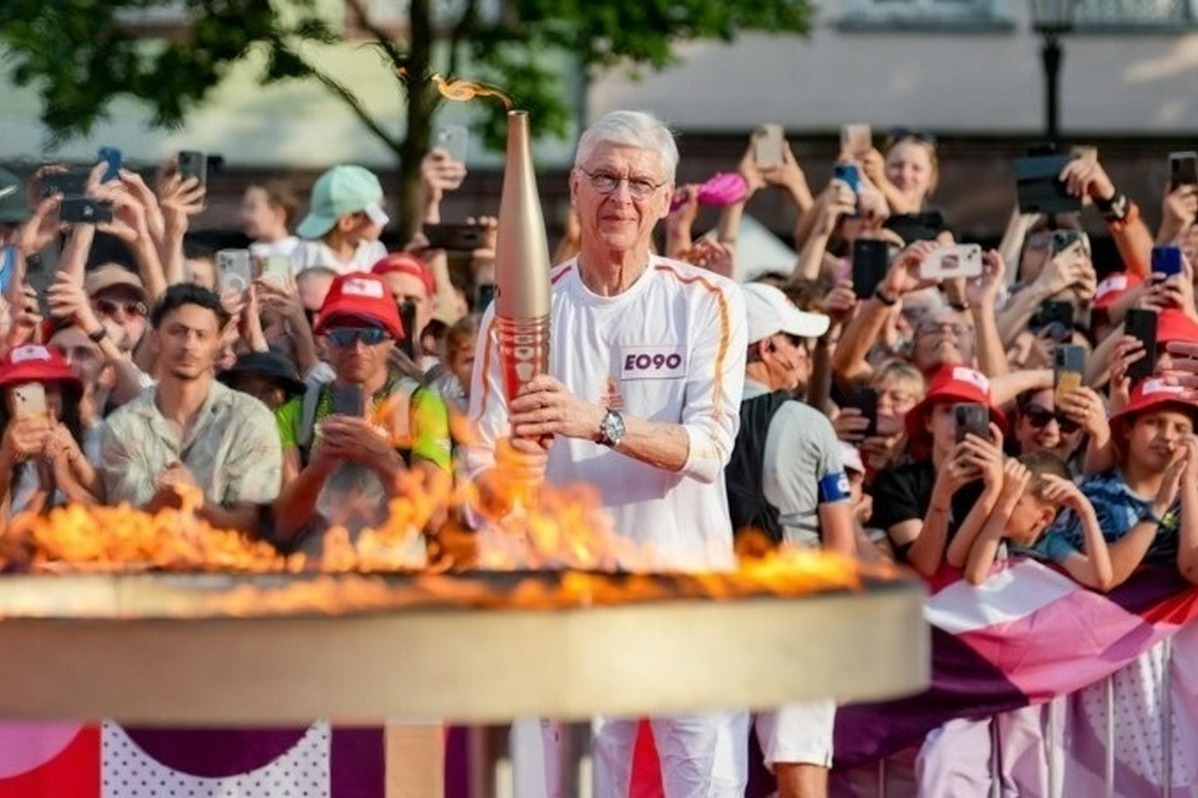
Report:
887,127,937,147
95,298,147,317
326,327,390,347
1023,404,1079,434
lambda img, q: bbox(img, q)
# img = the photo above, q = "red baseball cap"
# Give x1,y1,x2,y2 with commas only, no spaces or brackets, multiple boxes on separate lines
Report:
313,272,405,340
904,365,1008,455
1155,308,1198,347
1092,272,1142,312
371,253,435,297
1109,377,1198,433
0,344,82,396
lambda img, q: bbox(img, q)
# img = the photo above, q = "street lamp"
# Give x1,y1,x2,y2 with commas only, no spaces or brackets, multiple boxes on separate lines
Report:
1031,0,1075,144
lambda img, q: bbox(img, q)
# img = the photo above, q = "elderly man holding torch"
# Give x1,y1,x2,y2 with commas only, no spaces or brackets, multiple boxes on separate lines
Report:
464,109,747,795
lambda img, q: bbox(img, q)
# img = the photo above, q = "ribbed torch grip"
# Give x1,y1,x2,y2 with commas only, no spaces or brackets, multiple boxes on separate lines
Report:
495,313,550,402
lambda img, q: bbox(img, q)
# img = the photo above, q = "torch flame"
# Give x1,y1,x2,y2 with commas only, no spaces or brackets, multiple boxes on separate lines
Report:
430,74,514,110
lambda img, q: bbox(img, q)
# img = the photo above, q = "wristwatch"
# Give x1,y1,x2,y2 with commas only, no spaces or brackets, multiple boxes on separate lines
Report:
597,409,626,448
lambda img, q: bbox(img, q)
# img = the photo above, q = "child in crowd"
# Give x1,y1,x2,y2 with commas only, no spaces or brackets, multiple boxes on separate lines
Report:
961,452,1113,590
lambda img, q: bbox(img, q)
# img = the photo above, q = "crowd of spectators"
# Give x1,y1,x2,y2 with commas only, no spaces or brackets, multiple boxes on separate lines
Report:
1,114,1197,797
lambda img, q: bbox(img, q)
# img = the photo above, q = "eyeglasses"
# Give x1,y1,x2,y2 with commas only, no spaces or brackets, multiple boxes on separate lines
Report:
95,298,147,318
916,321,969,337
576,167,667,200
326,327,390,347
1023,403,1079,434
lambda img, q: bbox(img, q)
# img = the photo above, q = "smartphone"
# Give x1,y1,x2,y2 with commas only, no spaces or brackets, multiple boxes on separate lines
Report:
1124,308,1159,386
259,255,291,287
954,403,990,444
330,383,365,417
841,387,878,437
12,383,48,422
1169,151,1198,189
1013,154,1083,215
423,222,486,252
832,162,860,195
216,248,252,295
1030,299,1075,342
476,282,496,311
398,299,418,359
98,147,122,183
840,124,872,159
1051,229,1090,258
177,150,207,189
884,210,947,245
0,245,17,295
1151,244,1184,278
852,239,890,299
58,197,113,224
1053,344,1086,404
754,124,784,168
40,171,89,198
436,124,470,164
919,243,983,281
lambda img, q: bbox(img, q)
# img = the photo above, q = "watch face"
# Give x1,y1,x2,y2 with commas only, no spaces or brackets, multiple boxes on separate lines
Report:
602,410,625,444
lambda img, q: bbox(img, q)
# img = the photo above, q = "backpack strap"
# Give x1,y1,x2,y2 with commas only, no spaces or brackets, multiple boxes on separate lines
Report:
295,379,330,455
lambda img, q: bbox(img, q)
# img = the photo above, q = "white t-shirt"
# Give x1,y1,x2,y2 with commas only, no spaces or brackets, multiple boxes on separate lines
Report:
290,239,387,276
250,236,301,262
463,255,747,571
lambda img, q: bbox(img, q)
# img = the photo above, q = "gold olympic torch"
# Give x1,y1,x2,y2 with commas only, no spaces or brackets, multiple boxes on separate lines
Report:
493,110,551,403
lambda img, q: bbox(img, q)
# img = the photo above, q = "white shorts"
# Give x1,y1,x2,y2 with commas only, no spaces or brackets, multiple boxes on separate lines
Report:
755,699,836,771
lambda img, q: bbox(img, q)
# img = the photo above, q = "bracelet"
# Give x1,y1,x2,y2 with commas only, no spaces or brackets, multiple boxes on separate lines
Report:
1099,193,1131,224
1106,200,1140,232
873,287,899,306
1142,507,1165,526
87,327,107,343
1094,191,1122,214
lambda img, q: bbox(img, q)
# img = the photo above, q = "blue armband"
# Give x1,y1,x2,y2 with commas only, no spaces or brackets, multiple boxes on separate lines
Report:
818,471,851,503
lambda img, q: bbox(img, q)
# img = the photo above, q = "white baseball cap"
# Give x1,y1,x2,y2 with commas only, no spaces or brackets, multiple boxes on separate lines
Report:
742,282,830,344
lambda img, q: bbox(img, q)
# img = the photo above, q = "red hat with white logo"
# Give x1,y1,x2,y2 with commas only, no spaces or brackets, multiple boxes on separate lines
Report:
1092,272,1142,313
1109,377,1198,433
904,365,1008,455
0,344,82,396
313,272,405,339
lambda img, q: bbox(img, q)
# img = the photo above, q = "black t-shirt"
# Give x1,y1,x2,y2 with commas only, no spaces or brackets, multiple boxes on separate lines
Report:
870,459,983,563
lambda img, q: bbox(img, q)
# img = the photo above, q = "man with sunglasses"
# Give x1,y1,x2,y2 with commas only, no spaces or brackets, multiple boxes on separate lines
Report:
273,272,450,556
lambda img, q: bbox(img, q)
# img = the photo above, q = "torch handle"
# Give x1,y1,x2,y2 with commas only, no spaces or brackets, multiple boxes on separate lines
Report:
495,313,550,403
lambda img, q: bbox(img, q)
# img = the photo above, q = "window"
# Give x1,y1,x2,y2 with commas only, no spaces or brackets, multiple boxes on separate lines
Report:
838,0,1014,31
1072,0,1195,27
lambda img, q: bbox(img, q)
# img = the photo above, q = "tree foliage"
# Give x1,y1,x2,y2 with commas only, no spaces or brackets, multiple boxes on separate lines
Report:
0,0,812,233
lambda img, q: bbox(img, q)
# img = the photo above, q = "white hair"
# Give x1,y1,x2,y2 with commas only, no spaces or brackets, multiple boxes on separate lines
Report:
574,110,679,181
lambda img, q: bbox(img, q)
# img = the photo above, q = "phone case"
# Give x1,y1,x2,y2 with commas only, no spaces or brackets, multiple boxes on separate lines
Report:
843,389,878,437
954,403,989,443
217,250,252,293
852,240,889,299
331,384,365,417
59,198,114,224
1054,345,1086,402
920,245,983,281
754,125,784,167
1125,309,1158,385
436,125,470,164
12,384,48,421
1014,155,1082,215
1151,245,1183,277
177,151,207,187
